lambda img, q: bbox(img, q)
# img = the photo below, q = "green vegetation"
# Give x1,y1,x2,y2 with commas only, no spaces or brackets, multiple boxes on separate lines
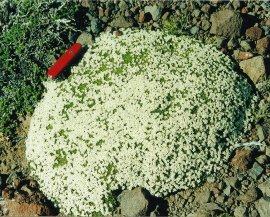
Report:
53,148,68,169
162,11,191,35
0,0,80,137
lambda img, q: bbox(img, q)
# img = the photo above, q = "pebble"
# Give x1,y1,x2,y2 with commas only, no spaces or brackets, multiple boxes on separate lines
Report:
202,202,223,212
256,36,270,54
76,32,93,46
262,26,270,35
224,186,232,196
90,17,101,34
258,179,270,197
117,187,149,217
216,195,225,204
234,206,248,217
249,162,264,180
225,177,241,190
110,15,133,28
227,37,238,49
232,0,241,10
190,26,199,35
119,0,128,11
20,185,33,196
256,125,266,141
240,40,252,51
237,187,258,204
266,18,270,27
138,10,145,23
250,208,260,217
266,146,270,157
144,5,162,21
201,20,211,31
195,190,211,204
246,27,263,40
255,198,270,217
255,155,267,165
192,9,201,18
235,51,254,60
201,4,211,13
210,9,243,37
239,56,266,84
215,37,227,48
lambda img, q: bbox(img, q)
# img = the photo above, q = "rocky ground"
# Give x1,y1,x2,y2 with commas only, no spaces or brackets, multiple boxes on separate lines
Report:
0,0,270,216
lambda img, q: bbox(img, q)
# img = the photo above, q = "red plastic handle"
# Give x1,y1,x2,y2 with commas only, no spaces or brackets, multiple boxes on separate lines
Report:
48,43,82,78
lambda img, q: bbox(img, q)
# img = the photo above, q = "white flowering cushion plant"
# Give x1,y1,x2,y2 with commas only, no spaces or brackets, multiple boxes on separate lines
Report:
26,29,256,216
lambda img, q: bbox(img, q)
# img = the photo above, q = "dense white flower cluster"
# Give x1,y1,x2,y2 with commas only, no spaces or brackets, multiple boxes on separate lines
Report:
26,29,255,216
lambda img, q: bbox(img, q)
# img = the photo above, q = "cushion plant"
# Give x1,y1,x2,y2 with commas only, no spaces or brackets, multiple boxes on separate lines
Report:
26,29,256,216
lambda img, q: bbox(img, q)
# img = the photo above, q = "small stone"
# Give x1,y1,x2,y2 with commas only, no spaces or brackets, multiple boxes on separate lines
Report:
246,27,263,40
231,148,253,171
210,9,243,37
161,12,170,21
239,56,266,84
266,146,270,157
256,36,270,54
76,32,93,46
250,208,259,217
190,26,199,35
240,40,252,51
5,200,55,216
238,187,258,203
225,177,241,190
90,18,101,34
224,186,231,196
234,206,248,217
227,37,238,49
201,20,211,31
104,8,109,17
119,0,128,11
178,190,192,200
179,2,186,10
201,4,211,13
215,37,227,48
256,155,267,165
249,162,264,180
241,7,249,14
110,15,133,28
80,0,91,8
195,190,211,204
202,202,223,212
138,11,145,23
118,187,149,217
258,179,270,197
255,198,270,217
98,7,104,17
236,51,254,60
266,18,270,27
216,195,225,204
232,0,241,10
187,209,210,217
144,5,162,21
20,185,33,196
206,175,215,183
193,9,201,18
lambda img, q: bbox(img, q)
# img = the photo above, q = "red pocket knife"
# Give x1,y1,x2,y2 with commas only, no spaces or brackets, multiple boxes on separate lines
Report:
48,43,82,78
